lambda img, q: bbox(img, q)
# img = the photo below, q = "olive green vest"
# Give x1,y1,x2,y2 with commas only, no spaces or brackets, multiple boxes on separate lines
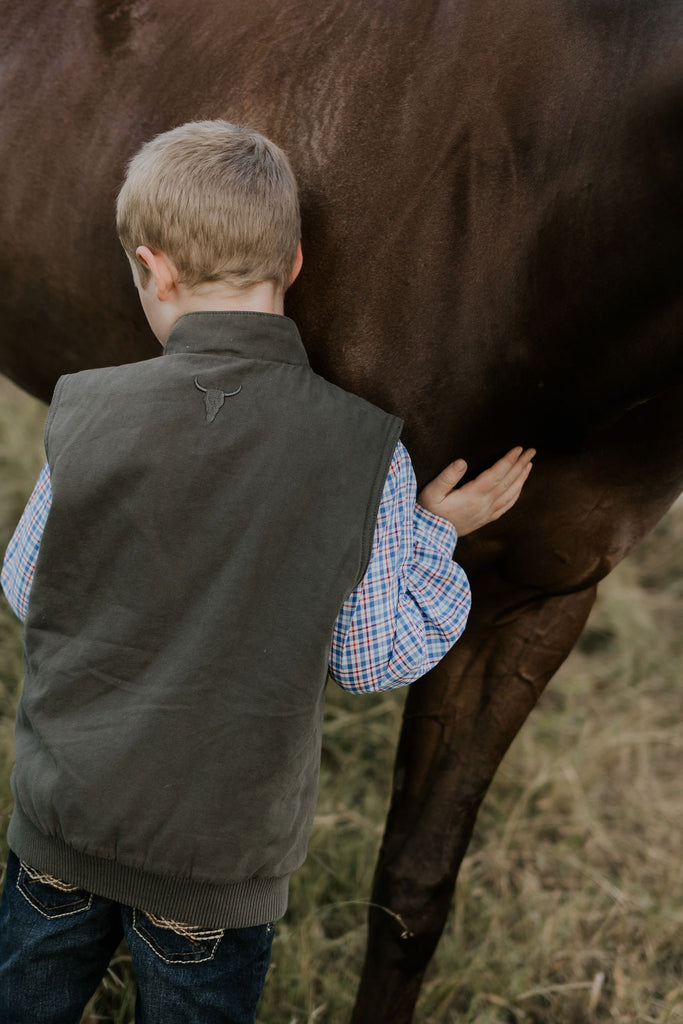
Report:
10,311,402,927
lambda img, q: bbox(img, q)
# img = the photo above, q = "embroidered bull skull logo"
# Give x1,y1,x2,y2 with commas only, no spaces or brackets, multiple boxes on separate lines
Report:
194,377,242,423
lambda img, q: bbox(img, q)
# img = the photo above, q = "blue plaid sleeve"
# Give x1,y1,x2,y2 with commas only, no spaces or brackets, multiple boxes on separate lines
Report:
330,442,471,693
1,462,52,622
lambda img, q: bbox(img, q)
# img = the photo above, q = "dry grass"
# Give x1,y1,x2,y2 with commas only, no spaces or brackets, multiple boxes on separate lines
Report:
0,375,681,1024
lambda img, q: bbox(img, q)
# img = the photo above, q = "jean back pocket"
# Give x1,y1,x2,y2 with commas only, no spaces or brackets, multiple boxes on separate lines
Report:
132,909,224,964
17,862,93,919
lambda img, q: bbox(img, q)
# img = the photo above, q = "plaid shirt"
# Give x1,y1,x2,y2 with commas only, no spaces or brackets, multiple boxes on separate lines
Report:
1,443,470,692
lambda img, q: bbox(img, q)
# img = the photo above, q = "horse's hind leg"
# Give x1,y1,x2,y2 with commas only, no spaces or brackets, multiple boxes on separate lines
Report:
351,585,597,1024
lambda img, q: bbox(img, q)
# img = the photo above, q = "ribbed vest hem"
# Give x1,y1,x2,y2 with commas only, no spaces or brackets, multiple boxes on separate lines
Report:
7,806,289,930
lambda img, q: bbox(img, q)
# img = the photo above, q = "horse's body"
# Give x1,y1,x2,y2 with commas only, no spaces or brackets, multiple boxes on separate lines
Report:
2,1,682,1018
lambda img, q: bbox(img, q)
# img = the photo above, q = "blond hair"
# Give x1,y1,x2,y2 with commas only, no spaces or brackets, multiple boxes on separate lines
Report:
117,121,300,292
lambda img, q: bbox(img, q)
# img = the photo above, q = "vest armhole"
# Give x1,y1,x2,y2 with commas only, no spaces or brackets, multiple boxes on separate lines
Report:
353,416,404,590
44,376,68,466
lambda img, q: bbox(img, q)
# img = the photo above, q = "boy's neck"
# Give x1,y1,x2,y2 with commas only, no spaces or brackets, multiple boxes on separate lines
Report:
132,244,301,348
156,280,286,348
177,279,285,318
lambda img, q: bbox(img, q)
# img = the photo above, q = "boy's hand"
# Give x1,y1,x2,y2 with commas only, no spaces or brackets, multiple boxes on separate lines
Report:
417,447,535,536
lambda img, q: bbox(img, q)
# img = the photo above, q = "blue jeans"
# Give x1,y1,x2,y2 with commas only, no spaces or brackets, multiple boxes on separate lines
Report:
0,850,274,1024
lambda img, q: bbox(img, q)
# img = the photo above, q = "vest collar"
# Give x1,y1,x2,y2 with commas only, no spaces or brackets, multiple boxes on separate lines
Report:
164,311,310,366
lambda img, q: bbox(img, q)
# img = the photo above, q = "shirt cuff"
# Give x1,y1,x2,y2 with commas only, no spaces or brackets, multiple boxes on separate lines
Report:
414,503,458,556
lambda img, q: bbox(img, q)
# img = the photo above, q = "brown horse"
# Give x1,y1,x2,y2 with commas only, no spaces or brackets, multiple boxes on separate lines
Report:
1,1,682,1019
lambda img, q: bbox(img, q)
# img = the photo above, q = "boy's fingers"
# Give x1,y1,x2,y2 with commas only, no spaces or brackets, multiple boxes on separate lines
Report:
493,463,533,512
431,459,468,497
484,446,524,481
422,448,534,510
498,455,534,494
488,448,535,492
498,446,534,475
471,447,526,492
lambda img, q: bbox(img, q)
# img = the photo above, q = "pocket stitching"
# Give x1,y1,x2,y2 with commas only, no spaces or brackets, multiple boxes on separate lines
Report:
132,909,222,964
16,864,94,919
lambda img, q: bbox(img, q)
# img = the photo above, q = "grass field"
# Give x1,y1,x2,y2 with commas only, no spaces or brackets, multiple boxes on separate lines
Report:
1,375,681,1024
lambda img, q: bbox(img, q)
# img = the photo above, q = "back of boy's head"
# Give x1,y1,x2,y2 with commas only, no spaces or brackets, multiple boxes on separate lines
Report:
117,121,300,293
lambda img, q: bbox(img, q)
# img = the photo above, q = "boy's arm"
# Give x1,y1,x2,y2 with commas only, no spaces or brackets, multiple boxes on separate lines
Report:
1,462,52,622
330,443,534,694
330,443,471,693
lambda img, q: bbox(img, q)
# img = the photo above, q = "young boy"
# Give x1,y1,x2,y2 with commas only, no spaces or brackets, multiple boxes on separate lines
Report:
0,121,533,1024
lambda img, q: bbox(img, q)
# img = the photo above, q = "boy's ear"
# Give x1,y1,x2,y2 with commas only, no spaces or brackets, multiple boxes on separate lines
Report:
135,246,179,301
288,242,303,287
